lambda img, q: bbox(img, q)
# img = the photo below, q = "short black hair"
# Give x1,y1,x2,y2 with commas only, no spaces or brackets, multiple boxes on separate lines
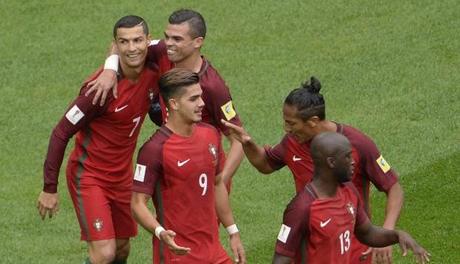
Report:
284,76,326,121
159,68,200,106
169,9,206,38
113,15,149,39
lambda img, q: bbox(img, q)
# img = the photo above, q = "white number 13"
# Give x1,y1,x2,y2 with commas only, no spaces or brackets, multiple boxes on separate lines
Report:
198,173,208,196
339,230,351,255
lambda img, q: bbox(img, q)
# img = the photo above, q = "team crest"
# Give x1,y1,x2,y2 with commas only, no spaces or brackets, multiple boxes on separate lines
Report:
209,143,218,166
346,202,355,218
93,218,103,232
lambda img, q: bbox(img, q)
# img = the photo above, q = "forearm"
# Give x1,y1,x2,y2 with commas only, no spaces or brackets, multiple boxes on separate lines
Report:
383,182,404,229
43,127,71,192
272,253,293,264
215,177,235,227
221,137,244,184
242,140,274,174
131,194,160,235
357,224,399,247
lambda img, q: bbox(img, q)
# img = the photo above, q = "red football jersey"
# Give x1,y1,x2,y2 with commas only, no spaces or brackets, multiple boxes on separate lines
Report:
146,40,242,135
266,123,398,263
275,183,370,264
133,123,228,264
43,67,157,192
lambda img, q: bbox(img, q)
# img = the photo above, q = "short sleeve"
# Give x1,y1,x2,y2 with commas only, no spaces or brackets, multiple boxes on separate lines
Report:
133,140,163,195
200,67,242,135
265,135,289,170
275,193,310,258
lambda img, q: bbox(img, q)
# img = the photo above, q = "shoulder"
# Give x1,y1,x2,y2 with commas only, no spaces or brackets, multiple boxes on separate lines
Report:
199,58,228,92
140,127,172,155
341,124,379,155
286,187,316,213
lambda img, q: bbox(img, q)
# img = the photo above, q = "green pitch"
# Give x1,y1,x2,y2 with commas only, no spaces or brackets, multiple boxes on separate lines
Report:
1,0,459,263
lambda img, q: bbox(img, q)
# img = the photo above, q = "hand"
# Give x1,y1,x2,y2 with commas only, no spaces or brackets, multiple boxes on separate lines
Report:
85,69,118,106
361,246,393,264
221,119,251,145
229,233,246,264
37,191,59,220
159,230,191,255
397,231,431,263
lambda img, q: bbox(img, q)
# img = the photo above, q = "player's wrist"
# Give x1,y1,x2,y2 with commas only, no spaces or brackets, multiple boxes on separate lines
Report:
226,224,239,235
154,226,166,240
104,54,119,72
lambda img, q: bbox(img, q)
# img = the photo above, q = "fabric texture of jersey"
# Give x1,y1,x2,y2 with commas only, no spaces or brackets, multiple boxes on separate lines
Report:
275,182,370,264
133,123,230,263
146,40,242,136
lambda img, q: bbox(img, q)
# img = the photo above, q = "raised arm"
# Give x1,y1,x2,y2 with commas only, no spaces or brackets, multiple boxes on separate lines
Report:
221,119,275,174
85,42,119,105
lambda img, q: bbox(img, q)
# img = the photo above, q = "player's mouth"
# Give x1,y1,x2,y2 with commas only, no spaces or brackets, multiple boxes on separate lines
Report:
167,49,176,56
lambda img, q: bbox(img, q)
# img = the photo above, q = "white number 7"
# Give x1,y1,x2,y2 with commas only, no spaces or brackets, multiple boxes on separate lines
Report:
198,173,208,196
129,116,141,137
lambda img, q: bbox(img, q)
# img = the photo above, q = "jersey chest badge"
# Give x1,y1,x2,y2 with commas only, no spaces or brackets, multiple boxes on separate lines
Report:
347,202,356,221
209,143,218,166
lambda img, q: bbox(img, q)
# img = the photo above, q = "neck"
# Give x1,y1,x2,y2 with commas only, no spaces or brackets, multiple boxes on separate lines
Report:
311,172,340,198
165,115,195,137
316,120,337,134
175,53,203,73
120,64,143,81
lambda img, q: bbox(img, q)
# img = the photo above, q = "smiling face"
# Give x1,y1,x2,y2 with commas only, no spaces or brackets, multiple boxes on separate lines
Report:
282,104,317,143
170,83,205,124
115,25,150,71
163,22,203,63
332,144,355,183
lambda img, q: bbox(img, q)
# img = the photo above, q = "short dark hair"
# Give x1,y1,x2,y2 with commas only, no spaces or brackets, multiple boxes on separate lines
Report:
284,76,326,121
113,15,149,39
159,68,200,105
169,9,206,38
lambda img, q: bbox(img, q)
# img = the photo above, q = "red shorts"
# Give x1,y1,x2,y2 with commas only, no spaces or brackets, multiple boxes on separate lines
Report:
350,237,372,264
67,176,137,241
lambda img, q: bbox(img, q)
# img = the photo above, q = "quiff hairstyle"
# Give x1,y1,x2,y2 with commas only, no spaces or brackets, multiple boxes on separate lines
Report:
169,9,206,38
113,15,149,39
159,68,200,106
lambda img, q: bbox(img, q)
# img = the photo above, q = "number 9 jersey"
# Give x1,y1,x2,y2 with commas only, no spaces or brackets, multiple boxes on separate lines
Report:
133,123,227,263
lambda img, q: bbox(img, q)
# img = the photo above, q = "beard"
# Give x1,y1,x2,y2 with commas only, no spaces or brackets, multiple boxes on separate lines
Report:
336,168,351,183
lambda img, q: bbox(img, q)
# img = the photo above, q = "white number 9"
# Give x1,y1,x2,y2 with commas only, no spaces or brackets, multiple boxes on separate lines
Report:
198,173,208,196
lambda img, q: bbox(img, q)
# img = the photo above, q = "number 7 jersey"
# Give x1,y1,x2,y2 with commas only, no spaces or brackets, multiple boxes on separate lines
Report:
133,123,226,263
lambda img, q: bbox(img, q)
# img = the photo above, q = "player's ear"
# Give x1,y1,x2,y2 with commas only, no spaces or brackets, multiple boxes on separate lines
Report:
193,37,204,49
326,156,335,168
169,98,179,111
307,116,320,127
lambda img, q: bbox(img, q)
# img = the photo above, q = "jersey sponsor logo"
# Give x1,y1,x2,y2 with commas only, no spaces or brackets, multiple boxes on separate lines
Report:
220,100,237,121
134,164,146,182
376,155,391,173
292,155,302,162
65,105,85,125
277,224,291,243
320,218,332,228
177,158,190,167
115,104,129,112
